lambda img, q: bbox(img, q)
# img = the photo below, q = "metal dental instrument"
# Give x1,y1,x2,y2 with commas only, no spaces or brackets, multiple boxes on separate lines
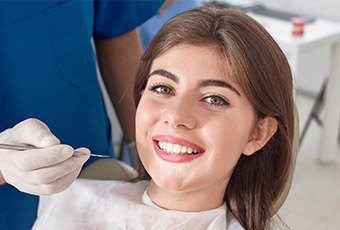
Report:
0,143,109,158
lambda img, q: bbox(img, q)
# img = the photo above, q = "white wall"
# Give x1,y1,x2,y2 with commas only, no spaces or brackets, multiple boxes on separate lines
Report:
290,0,340,22
253,0,289,10
255,0,340,22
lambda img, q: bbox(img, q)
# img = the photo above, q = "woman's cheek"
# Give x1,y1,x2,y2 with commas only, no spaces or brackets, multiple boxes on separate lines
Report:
201,115,248,161
136,98,163,162
137,99,157,125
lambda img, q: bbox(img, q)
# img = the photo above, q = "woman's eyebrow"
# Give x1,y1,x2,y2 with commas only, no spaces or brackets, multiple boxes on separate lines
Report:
148,69,179,83
198,79,241,96
148,68,240,96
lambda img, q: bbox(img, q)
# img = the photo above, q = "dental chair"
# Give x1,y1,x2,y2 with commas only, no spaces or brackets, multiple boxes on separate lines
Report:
79,158,138,181
79,106,299,213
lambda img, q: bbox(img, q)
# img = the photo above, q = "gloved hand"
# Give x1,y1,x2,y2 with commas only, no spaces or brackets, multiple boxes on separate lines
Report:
0,118,90,195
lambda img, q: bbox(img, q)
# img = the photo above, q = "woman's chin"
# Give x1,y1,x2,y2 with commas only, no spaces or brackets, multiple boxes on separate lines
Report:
152,174,189,192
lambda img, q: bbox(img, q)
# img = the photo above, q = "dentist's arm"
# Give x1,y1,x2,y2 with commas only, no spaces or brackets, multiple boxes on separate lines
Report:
95,29,141,143
95,29,142,168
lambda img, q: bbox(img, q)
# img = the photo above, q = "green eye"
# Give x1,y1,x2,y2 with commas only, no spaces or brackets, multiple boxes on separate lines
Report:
149,84,174,95
203,95,229,106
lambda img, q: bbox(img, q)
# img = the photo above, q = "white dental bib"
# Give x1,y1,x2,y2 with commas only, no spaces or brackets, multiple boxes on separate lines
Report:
33,179,243,229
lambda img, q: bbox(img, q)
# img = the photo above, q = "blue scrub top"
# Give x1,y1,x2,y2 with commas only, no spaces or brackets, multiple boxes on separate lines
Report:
0,1,163,229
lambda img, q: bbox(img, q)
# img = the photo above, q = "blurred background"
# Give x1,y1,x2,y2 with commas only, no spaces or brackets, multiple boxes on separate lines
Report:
100,1,340,229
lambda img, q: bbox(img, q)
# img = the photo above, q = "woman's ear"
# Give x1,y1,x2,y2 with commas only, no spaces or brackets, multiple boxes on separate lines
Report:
242,117,278,156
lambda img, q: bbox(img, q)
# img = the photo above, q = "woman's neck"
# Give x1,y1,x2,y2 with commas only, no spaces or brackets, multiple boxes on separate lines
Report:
147,179,228,212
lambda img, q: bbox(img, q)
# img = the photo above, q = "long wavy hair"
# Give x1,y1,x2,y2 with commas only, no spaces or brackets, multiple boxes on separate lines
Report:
133,5,294,230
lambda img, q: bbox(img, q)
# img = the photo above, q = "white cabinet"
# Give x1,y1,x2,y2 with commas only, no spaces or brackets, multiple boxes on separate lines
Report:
294,44,331,94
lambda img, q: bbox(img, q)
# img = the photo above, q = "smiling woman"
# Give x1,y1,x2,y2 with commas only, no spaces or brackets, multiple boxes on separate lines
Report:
134,4,294,229
33,4,294,230
136,44,260,209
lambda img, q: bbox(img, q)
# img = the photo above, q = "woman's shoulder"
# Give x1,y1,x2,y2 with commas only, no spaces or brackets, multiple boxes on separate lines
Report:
47,178,150,203
35,179,244,229
76,178,150,201
37,180,149,216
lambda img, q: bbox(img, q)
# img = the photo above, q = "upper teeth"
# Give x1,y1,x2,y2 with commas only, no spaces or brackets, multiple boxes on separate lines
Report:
157,141,199,154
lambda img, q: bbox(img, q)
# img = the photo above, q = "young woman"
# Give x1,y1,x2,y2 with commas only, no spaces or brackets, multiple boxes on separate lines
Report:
34,5,294,230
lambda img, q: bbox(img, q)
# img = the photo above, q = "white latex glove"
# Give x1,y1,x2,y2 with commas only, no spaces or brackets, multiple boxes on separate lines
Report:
0,118,90,195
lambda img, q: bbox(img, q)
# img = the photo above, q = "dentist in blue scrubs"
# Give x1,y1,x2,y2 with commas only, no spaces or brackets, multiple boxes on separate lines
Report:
0,1,164,229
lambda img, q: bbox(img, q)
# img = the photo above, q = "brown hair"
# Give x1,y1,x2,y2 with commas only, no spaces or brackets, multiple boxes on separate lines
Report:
133,5,294,230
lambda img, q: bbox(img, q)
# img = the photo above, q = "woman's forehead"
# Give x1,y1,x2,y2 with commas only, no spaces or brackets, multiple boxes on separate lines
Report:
149,44,242,91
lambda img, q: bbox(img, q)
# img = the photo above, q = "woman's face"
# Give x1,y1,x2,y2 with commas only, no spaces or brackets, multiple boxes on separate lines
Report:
136,44,257,192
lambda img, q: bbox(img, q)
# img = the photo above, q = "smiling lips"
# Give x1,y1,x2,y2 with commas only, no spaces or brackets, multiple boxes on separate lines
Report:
152,135,205,163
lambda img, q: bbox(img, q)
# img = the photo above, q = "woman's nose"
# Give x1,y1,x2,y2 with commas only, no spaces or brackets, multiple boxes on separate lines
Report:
162,99,197,130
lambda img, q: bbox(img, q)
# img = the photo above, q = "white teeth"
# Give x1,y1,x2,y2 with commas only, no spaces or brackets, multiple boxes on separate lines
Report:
161,142,165,149
187,147,193,154
158,142,163,149
181,146,187,153
157,141,200,155
173,144,181,154
166,143,173,153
